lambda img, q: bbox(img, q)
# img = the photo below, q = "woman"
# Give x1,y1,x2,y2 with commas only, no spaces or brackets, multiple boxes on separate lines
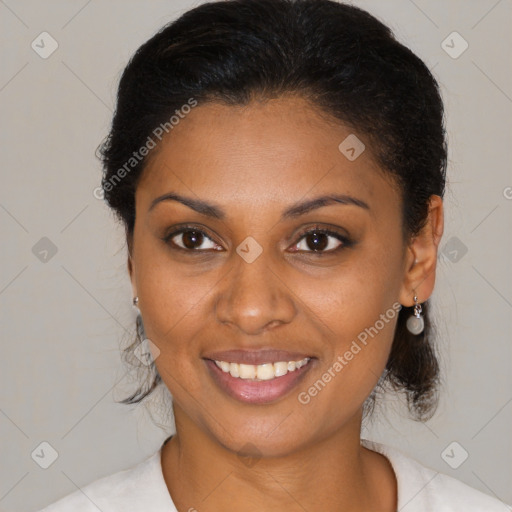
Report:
37,0,510,510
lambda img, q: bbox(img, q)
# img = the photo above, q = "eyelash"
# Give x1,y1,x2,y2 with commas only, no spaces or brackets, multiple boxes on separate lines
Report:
162,223,354,255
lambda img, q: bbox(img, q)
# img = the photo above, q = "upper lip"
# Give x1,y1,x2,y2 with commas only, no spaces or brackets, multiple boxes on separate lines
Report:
203,349,313,365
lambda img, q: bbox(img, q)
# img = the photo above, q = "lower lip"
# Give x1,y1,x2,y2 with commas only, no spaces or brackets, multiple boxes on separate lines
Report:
204,359,314,405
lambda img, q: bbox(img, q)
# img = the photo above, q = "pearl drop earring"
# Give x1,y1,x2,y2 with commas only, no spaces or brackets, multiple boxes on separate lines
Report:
406,294,424,335
133,296,139,307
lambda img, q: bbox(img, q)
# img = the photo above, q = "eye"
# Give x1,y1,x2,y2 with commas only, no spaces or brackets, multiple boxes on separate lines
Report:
164,226,222,252
290,227,352,254
162,224,353,255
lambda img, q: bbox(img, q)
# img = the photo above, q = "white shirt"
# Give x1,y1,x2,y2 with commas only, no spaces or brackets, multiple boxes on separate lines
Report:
36,438,511,511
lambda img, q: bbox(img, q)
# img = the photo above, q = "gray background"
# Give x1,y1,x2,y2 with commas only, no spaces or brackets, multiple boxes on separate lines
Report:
0,0,511,511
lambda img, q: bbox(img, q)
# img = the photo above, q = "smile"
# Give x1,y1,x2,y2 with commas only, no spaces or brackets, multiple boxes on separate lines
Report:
205,355,314,404
214,358,310,381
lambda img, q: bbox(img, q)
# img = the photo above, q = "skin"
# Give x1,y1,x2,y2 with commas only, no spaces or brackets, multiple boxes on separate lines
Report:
128,95,444,512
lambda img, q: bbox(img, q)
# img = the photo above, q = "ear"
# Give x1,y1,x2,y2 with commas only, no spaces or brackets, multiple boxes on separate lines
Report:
398,195,444,307
127,250,137,298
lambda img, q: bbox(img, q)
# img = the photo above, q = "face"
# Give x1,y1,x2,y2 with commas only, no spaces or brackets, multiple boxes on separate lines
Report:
129,95,417,457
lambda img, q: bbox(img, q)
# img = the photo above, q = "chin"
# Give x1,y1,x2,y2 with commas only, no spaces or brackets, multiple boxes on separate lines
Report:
195,407,319,460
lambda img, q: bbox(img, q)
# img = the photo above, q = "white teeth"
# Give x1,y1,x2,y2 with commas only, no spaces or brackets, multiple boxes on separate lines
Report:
256,363,274,380
274,361,288,377
229,363,240,378
213,357,310,381
239,363,256,379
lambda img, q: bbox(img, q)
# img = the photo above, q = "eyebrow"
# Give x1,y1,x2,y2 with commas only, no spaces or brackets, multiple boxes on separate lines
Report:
148,192,370,220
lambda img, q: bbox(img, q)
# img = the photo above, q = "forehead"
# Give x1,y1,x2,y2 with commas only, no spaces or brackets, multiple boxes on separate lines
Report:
137,96,399,217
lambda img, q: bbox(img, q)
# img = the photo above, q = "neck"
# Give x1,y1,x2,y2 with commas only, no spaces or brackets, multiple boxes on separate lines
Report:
161,407,397,512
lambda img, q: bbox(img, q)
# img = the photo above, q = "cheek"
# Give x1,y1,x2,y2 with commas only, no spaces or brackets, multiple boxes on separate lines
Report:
134,243,214,357
304,249,401,338
293,277,399,433
297,249,401,391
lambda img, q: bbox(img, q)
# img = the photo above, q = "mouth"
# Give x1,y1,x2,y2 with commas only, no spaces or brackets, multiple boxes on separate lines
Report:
203,351,315,405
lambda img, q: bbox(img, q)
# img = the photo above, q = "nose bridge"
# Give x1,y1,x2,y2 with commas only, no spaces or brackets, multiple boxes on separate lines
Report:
215,244,296,335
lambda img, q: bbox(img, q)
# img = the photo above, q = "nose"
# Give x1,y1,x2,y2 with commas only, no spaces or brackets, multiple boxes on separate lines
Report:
214,249,297,335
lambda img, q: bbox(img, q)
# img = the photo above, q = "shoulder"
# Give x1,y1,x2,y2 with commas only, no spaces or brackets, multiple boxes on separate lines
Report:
361,438,511,512
34,449,177,512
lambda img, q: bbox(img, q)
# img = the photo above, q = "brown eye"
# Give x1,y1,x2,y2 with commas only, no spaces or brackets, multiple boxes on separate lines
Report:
293,229,346,253
303,232,330,251
166,228,219,251
181,230,204,249
292,227,353,255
